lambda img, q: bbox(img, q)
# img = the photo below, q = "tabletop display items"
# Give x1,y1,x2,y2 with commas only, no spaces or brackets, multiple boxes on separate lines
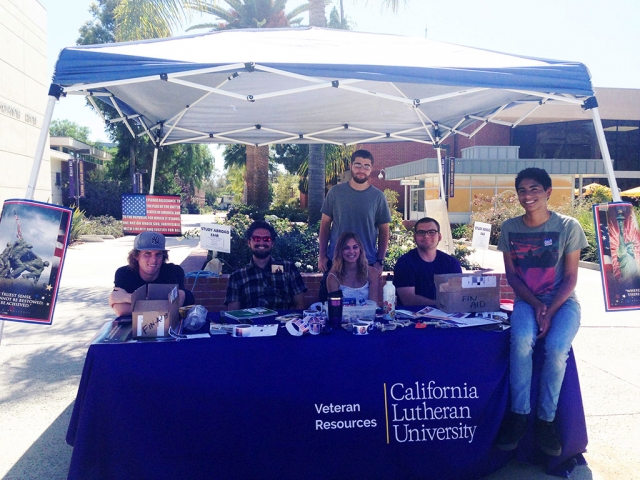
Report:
383,275,396,320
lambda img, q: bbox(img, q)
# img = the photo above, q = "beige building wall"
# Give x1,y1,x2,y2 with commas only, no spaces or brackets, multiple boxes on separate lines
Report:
0,0,50,204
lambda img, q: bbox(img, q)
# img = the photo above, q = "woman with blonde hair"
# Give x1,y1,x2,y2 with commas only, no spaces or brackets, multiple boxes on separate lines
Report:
327,232,381,304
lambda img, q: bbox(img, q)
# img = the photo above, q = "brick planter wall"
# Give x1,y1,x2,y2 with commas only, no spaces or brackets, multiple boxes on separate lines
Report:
182,254,515,312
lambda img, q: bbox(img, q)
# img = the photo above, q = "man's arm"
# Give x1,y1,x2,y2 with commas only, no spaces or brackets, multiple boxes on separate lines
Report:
318,214,332,272
544,249,581,322
396,286,436,306
503,252,548,335
226,301,241,310
375,223,390,273
109,287,132,316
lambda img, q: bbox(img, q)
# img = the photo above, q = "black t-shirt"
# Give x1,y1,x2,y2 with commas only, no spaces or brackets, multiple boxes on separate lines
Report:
114,263,195,305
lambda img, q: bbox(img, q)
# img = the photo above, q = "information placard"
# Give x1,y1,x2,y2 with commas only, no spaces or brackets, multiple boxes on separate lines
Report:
471,222,491,250
200,223,231,253
121,194,182,236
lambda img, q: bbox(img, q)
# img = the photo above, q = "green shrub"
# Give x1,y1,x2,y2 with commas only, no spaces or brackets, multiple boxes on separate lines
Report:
69,208,90,242
83,215,124,237
451,223,471,240
469,191,524,246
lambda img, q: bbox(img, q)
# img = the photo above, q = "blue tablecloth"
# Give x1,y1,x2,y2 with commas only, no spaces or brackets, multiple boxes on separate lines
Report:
66,320,587,480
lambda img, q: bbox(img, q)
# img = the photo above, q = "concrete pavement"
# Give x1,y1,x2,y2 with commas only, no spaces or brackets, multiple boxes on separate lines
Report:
0,216,639,479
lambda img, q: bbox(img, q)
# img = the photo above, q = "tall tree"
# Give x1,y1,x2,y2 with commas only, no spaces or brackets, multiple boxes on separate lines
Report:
49,119,92,144
77,0,213,214
188,0,310,209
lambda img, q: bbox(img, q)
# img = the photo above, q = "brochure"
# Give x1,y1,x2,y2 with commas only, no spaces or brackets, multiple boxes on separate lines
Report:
223,307,278,322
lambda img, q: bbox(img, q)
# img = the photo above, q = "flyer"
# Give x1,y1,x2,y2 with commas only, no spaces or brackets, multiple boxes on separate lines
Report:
0,199,73,325
593,202,640,311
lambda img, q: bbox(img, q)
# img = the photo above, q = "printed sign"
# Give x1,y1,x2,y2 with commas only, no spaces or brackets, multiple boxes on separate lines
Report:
471,222,491,250
121,194,182,236
593,202,640,311
0,199,73,325
200,223,231,253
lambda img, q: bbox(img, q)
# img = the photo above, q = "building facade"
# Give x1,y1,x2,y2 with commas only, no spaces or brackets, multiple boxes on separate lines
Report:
0,0,50,204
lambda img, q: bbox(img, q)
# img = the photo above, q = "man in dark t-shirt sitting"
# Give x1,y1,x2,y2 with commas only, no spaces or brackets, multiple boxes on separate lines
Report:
109,231,195,316
393,217,462,306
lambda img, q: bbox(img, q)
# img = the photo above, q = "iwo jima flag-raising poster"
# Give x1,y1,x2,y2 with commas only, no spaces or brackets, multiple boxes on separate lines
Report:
0,199,73,325
593,202,640,312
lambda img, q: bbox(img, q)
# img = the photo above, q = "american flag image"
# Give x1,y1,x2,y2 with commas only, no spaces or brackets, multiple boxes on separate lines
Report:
122,194,182,236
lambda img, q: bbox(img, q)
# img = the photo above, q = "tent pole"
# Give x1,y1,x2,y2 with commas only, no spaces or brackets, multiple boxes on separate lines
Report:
436,147,446,200
25,86,61,199
149,146,159,194
590,106,621,202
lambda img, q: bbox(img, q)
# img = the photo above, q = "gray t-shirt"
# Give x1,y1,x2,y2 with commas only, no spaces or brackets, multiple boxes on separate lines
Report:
497,211,588,302
321,182,392,264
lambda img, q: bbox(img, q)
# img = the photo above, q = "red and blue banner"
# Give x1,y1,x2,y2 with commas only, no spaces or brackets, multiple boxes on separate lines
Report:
593,202,640,311
121,194,181,236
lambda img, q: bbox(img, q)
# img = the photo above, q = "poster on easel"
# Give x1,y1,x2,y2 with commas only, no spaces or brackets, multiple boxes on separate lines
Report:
593,202,640,311
0,199,73,325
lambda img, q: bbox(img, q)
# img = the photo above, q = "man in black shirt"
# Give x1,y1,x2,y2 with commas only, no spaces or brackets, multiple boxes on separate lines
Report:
109,232,194,316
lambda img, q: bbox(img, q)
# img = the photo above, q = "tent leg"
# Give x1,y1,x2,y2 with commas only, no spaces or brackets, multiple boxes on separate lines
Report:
591,107,621,202
436,147,446,200
25,94,58,199
149,146,159,194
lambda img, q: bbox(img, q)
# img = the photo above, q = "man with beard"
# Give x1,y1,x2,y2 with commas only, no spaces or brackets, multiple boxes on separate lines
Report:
318,150,391,298
225,221,307,310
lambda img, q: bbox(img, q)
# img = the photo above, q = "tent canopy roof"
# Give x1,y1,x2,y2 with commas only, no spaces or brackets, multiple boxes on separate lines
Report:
52,27,595,147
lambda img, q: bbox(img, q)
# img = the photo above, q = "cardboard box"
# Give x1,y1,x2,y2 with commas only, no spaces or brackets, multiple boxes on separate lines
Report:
131,284,180,338
434,273,500,313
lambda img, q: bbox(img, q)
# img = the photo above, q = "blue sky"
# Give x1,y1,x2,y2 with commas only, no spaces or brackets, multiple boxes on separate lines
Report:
41,0,640,148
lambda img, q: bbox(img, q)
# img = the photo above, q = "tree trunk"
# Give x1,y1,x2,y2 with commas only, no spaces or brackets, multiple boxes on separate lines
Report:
245,145,270,209
308,0,326,224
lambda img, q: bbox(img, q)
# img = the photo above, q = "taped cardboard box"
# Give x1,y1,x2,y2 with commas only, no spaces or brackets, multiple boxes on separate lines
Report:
434,273,500,313
131,284,180,338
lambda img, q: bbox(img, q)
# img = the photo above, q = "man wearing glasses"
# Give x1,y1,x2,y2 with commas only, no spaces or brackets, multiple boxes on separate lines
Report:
318,149,392,280
393,217,462,306
225,220,307,310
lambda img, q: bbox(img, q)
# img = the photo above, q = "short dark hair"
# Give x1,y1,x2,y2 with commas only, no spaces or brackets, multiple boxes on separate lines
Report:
414,217,440,232
351,149,374,165
515,168,552,191
245,220,277,241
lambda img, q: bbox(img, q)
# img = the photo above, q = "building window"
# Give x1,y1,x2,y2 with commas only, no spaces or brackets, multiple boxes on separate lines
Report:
55,172,61,186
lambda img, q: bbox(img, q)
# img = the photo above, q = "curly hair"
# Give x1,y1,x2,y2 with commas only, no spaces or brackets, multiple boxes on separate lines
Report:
127,249,169,270
330,232,369,283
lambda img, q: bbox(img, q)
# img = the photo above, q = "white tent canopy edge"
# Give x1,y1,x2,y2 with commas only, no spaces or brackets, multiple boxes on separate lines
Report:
26,27,620,201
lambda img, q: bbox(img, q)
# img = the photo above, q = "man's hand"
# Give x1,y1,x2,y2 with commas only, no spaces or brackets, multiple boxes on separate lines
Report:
318,255,329,273
534,300,550,339
372,261,383,275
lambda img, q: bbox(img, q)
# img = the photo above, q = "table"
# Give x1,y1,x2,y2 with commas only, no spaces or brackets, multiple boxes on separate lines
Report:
66,320,587,480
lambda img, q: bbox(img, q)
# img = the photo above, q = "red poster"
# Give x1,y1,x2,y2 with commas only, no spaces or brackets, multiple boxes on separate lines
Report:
593,202,640,311
0,199,73,325
121,194,182,236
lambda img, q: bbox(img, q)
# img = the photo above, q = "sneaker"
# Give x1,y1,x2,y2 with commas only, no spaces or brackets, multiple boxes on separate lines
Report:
535,418,562,456
495,412,528,451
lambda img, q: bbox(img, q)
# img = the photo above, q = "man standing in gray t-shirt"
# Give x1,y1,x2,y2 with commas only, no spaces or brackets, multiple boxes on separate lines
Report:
318,149,392,274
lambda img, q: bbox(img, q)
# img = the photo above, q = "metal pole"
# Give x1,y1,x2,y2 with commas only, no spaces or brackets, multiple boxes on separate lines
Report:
25,93,58,199
404,185,408,221
436,147,446,200
149,146,159,194
590,107,621,202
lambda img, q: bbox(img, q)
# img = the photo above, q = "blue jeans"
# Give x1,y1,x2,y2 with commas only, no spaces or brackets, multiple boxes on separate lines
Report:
510,298,581,422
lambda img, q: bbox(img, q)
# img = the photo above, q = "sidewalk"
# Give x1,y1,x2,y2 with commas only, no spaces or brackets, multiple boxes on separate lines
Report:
0,221,639,479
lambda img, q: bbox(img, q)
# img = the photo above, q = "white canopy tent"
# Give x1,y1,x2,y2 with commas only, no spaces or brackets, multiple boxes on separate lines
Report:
29,27,620,200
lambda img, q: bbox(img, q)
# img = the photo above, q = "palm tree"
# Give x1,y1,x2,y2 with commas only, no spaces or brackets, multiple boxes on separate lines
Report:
306,0,406,223
114,0,211,41
188,0,310,209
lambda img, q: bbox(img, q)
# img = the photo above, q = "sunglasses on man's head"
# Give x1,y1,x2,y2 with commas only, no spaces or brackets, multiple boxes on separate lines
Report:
251,235,272,243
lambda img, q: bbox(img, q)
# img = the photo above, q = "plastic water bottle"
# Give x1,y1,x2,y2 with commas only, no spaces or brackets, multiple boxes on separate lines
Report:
383,275,396,320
